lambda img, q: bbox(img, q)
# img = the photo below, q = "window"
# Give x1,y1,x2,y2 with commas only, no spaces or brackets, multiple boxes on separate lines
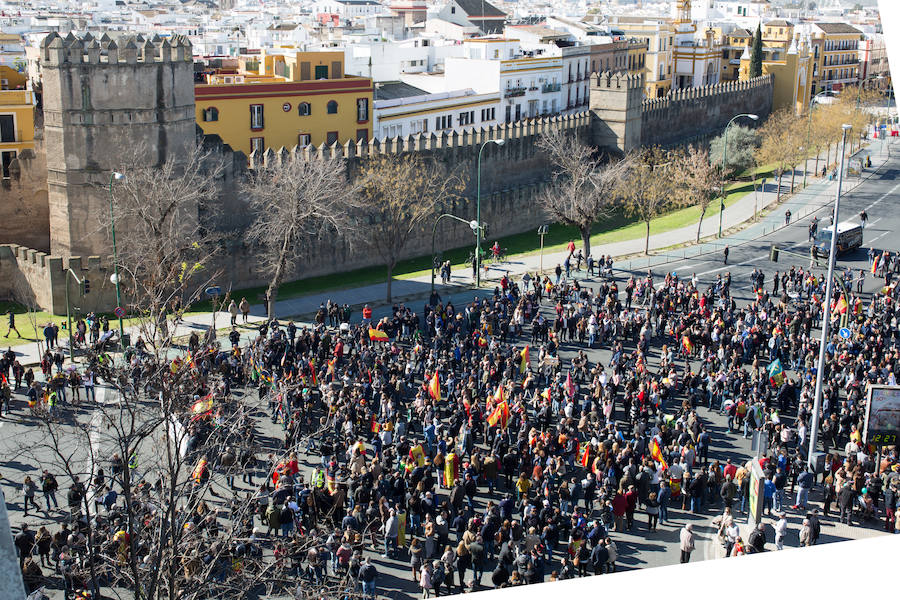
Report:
0,114,14,143
327,100,338,114
250,137,264,154
326,131,338,145
450,6,455,13
298,102,311,116
356,98,369,122
250,104,264,130
1,150,15,178
356,129,368,143
202,107,218,122
315,65,329,79
298,133,311,147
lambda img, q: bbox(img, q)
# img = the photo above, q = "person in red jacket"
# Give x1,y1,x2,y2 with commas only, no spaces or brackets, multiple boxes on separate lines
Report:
624,485,639,530
611,491,627,532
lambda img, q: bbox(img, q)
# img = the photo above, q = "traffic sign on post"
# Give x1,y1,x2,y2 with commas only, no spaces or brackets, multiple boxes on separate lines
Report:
114,306,126,318
839,327,851,339
205,286,221,297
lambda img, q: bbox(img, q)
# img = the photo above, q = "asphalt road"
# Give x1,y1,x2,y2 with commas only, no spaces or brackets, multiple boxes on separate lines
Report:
2,147,897,599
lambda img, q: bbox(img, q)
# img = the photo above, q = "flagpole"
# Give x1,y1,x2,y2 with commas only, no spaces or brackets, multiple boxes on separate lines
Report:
807,124,851,472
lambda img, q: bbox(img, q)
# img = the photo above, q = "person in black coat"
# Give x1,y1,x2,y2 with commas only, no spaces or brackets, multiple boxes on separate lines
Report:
747,523,767,553
590,541,610,575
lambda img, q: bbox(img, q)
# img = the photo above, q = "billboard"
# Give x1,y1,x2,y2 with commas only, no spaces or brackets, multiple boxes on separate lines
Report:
864,385,900,446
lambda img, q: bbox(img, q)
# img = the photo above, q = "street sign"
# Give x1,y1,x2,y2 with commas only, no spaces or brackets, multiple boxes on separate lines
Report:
205,286,222,297
114,306,126,318
838,327,851,339
537,225,549,235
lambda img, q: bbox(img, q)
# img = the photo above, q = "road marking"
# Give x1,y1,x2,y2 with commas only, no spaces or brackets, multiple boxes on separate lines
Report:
868,231,890,244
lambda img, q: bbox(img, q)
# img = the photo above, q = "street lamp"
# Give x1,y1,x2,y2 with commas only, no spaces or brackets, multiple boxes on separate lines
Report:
807,123,852,473
109,171,126,349
430,213,479,293
476,138,506,287
856,74,882,110
804,89,836,188
719,113,759,237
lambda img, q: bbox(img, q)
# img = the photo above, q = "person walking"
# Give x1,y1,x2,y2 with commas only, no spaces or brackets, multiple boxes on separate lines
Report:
784,210,791,226
21,475,39,516
723,245,729,265
679,524,695,563
228,300,239,326
239,297,250,323
359,557,378,600
419,560,433,599
5,310,21,338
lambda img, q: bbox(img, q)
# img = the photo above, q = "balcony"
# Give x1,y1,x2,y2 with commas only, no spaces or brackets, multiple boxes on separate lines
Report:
504,86,526,98
542,82,561,93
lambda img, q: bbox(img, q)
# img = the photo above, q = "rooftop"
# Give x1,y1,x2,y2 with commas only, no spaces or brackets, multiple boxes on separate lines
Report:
373,81,428,100
454,0,506,19
814,22,863,35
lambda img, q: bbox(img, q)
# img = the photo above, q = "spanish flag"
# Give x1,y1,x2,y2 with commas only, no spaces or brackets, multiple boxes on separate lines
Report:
580,443,591,468
835,295,848,314
191,395,214,415
494,385,506,404
327,358,336,376
682,335,694,355
192,457,208,483
649,438,668,470
477,335,488,347
428,371,441,402
541,387,551,401
519,345,530,374
409,444,426,467
872,253,882,274
369,328,389,342
308,359,317,385
487,400,509,429
443,452,458,487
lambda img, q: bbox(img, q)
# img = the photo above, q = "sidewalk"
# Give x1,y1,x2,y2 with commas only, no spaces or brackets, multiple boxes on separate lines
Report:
6,137,893,367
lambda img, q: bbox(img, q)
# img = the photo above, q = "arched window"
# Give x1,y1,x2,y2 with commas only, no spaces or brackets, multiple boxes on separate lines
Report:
298,102,311,116
327,100,338,114
202,107,218,122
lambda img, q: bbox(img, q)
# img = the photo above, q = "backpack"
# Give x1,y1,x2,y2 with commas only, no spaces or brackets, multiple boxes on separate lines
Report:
432,564,445,587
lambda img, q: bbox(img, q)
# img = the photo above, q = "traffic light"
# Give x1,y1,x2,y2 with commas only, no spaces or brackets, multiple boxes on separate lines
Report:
769,246,779,263
83,278,91,294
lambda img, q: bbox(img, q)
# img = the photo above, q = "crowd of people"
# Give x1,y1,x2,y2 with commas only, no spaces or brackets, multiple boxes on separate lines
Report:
4,240,900,600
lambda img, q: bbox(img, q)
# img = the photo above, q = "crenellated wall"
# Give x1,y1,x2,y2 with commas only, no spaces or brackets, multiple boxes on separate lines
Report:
0,244,117,315
0,139,50,252
640,75,774,147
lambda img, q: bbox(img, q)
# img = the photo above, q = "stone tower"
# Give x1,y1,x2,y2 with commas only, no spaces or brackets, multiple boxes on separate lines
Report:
40,32,196,257
589,71,644,155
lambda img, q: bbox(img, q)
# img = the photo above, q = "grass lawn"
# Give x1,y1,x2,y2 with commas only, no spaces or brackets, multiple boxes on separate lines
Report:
0,301,65,349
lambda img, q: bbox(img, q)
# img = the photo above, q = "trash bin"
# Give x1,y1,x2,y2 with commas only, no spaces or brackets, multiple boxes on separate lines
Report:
121,333,131,348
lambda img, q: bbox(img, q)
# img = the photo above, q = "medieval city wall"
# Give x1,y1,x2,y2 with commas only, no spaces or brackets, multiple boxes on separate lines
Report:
640,75,774,148
0,138,50,252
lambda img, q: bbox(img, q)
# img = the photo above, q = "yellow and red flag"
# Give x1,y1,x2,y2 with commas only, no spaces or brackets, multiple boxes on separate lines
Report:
191,395,214,415
487,400,509,429
682,335,693,355
368,328,389,342
519,345,530,374
649,438,668,470
835,295,848,314
308,359,317,385
427,371,441,402
580,443,591,468
872,253,882,274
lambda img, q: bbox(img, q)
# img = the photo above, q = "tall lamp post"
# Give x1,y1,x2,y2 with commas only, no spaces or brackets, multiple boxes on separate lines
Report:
430,213,479,293
807,124,852,472
804,90,836,188
108,171,126,348
719,113,759,237
476,138,506,287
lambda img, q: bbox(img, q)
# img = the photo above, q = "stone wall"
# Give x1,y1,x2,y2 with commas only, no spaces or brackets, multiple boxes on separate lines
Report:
640,75,774,148
0,137,50,252
0,244,117,316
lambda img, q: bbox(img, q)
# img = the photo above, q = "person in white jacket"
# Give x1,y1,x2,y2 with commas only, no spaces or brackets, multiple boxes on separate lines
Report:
774,513,789,550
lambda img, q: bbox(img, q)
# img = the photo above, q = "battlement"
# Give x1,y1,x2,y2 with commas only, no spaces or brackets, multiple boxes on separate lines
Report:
641,74,774,116
247,111,592,168
590,70,644,91
40,32,192,67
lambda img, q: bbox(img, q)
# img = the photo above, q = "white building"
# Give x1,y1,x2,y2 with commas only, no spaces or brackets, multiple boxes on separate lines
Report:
373,84,500,138
314,0,386,20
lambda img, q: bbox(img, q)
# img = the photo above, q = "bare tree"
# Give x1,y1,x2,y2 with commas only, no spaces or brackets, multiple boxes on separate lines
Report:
357,153,467,302
619,147,675,255
108,142,225,345
673,145,721,243
536,128,626,259
243,155,358,318
756,110,804,203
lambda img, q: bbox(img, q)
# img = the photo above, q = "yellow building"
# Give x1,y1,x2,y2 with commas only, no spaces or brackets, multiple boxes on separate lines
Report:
195,50,373,155
739,35,813,115
0,65,27,90
718,27,752,81
0,85,35,178
762,20,795,56
809,23,863,94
